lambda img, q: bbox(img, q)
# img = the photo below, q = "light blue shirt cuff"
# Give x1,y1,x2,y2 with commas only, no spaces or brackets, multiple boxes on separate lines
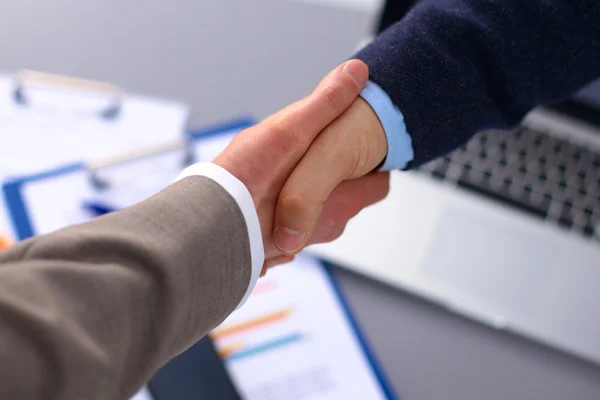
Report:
359,81,414,170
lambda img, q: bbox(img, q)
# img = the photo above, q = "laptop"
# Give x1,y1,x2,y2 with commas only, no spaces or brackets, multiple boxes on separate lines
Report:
310,0,600,364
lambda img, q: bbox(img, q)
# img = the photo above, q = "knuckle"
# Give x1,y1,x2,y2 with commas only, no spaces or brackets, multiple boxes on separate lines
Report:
324,123,371,181
268,120,298,156
322,84,345,114
347,132,371,178
268,115,309,157
324,129,359,179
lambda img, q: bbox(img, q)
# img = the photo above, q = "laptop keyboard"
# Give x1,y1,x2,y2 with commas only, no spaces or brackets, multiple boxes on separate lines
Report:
417,125,600,240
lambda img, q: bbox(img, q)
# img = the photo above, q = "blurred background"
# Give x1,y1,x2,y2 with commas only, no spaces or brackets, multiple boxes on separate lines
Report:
0,0,377,125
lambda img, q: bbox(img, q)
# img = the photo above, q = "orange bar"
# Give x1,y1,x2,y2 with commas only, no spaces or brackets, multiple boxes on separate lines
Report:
0,234,13,252
216,342,245,359
212,308,293,340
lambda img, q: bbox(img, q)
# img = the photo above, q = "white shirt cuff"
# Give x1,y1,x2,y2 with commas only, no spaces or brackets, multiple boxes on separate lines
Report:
176,163,264,310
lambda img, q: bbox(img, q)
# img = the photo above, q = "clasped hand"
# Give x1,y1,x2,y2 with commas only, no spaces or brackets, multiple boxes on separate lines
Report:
214,60,389,272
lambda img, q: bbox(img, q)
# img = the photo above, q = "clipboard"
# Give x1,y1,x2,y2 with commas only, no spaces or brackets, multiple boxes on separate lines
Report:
2,117,253,241
1,117,397,400
0,69,189,245
0,70,189,181
13,70,123,119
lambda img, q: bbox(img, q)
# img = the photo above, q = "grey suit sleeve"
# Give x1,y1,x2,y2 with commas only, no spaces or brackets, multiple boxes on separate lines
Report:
0,176,252,400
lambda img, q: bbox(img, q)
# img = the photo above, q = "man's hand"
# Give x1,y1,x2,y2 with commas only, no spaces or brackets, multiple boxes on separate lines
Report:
273,95,389,254
214,60,388,268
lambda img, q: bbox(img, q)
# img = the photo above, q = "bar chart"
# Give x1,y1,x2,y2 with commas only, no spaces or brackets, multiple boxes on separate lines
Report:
0,233,13,251
210,256,389,400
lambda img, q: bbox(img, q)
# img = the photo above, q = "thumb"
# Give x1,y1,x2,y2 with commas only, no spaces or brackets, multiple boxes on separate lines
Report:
213,60,369,200
274,97,388,254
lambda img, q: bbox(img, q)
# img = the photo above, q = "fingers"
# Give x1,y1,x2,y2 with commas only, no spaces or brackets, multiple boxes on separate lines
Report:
274,98,388,254
214,60,369,197
308,172,390,245
262,174,389,264
261,255,295,276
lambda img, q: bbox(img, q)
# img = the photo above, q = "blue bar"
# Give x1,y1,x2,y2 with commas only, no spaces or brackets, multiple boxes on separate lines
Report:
227,333,303,362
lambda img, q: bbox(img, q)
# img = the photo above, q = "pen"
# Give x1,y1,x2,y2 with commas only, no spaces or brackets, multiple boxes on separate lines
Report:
82,201,117,217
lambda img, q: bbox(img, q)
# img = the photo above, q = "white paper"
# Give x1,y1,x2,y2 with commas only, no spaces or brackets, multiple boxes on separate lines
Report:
0,74,189,180
211,256,387,400
19,129,238,237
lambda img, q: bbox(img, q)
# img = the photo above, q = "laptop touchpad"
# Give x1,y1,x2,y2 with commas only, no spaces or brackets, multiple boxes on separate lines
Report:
423,208,558,313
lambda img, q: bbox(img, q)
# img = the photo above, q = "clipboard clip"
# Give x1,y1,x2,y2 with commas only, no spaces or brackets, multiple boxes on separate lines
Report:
86,136,196,190
13,70,123,120
11,70,194,190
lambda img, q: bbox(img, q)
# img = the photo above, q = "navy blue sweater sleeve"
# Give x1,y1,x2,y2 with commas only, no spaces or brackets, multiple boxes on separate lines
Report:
355,0,600,168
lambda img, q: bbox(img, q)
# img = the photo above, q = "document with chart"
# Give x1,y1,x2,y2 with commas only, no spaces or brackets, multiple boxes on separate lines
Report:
211,256,394,400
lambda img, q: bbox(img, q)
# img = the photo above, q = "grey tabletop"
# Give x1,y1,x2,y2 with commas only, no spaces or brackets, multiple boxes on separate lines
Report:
2,0,599,398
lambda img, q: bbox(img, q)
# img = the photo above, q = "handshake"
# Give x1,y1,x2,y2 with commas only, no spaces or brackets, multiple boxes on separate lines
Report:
214,60,389,271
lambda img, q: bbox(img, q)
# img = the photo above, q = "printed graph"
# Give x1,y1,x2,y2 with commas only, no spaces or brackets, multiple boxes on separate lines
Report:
218,333,304,362
212,308,293,340
211,258,390,400
212,307,304,363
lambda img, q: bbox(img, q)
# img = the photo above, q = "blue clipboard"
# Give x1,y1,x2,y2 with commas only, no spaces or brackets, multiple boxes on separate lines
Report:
321,260,398,400
1,117,397,400
2,116,254,241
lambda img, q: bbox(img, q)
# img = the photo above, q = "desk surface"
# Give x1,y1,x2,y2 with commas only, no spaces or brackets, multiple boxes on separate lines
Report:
2,0,599,398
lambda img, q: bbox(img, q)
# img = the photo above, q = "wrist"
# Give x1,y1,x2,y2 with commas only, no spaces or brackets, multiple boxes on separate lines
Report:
359,80,413,171
176,162,265,309
211,159,277,256
351,97,389,176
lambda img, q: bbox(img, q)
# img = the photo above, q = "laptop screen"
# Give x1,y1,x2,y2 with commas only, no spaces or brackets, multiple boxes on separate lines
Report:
375,0,600,115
